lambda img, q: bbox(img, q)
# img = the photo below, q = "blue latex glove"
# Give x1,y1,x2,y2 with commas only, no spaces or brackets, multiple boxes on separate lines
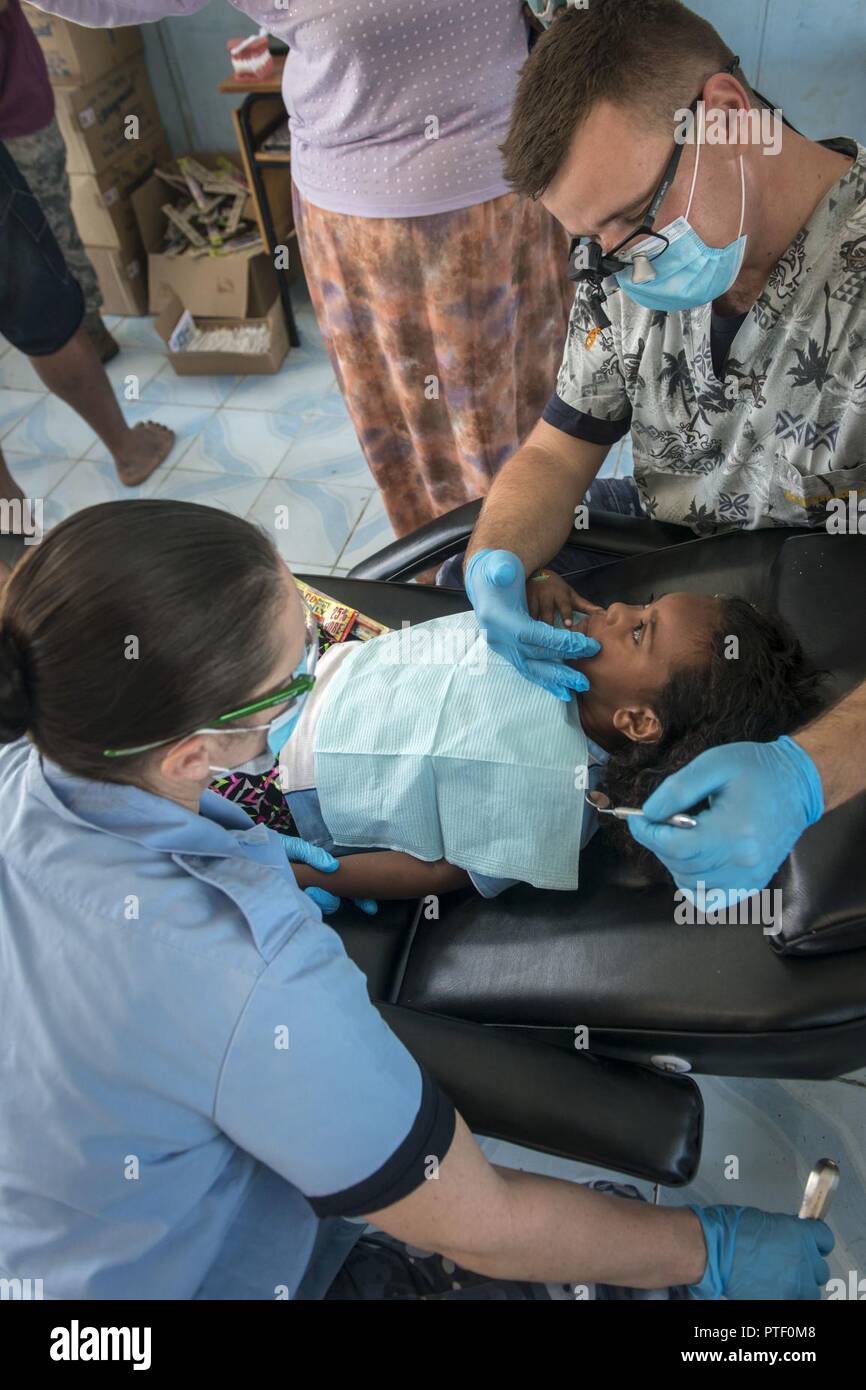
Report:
305,885,379,916
688,1205,834,1300
278,835,378,916
628,736,824,897
464,548,601,700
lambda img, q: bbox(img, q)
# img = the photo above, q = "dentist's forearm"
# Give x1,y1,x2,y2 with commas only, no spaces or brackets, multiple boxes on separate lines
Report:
794,676,866,813
27,0,208,26
465,422,608,578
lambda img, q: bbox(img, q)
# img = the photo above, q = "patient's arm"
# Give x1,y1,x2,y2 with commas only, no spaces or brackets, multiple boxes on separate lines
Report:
293,851,471,900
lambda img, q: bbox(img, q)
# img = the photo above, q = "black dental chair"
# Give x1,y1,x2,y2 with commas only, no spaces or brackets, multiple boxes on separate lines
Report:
296,507,866,1189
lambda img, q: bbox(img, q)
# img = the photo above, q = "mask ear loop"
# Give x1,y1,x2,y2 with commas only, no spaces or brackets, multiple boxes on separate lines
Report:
686,99,746,241
684,99,705,222
735,154,746,239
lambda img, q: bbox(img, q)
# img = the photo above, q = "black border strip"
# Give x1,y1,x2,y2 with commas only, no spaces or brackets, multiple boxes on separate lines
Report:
542,392,632,444
308,1068,457,1218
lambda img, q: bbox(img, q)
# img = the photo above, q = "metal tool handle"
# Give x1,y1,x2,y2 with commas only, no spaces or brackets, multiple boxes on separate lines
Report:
798,1159,840,1220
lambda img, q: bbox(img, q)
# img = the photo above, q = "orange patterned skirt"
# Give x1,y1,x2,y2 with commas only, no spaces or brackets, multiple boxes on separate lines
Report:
292,183,574,539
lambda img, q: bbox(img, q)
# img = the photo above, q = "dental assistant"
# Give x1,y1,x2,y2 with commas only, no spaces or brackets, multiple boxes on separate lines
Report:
0,500,832,1301
462,1,865,891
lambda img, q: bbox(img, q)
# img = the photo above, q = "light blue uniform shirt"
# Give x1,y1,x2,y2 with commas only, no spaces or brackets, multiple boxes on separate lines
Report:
0,741,455,1300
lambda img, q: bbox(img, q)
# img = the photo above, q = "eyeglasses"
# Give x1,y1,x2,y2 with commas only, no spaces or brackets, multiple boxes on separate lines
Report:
568,56,741,328
103,604,319,759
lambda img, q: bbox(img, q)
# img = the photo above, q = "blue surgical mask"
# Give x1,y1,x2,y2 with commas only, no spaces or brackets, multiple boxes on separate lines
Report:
209,699,308,778
208,615,319,778
615,102,747,313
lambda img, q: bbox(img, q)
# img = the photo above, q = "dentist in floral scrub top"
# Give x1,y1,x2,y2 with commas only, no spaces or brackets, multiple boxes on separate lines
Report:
457,1,865,905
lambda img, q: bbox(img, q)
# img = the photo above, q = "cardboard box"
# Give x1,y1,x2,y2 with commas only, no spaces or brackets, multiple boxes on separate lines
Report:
69,134,172,250
88,245,148,316
54,54,164,177
23,4,142,86
155,277,289,377
132,154,278,318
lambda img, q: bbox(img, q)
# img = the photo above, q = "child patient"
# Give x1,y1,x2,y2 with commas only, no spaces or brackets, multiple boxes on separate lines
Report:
284,573,820,902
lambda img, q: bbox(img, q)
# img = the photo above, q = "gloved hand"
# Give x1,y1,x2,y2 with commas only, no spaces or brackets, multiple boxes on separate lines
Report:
304,885,379,916
688,1205,834,1300
279,836,379,916
464,548,601,700
628,736,824,897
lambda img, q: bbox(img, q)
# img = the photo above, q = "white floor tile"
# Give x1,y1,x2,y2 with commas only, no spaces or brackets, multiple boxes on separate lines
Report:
336,489,396,570
0,388,42,443
223,350,336,413
277,399,372,490
103,349,166,399
139,365,242,409
85,402,214,468
0,350,44,393
2,394,97,458
179,408,299,478
150,468,268,517
2,454,80,502
111,316,164,352
246,479,370,568
40,456,168,527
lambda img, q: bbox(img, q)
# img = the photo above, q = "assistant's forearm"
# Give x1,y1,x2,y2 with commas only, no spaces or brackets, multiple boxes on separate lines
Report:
294,852,470,900
794,676,866,812
446,1165,706,1290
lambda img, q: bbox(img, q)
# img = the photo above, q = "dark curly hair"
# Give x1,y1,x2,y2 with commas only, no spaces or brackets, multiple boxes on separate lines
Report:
600,596,826,882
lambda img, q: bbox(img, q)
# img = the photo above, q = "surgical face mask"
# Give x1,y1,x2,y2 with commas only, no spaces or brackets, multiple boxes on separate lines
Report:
614,102,747,312
208,622,319,777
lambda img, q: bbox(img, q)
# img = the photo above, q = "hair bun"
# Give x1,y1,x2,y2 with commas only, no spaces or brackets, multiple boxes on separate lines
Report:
0,626,33,741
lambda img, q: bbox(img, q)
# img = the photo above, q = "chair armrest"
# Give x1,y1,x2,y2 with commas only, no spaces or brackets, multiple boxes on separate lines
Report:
347,500,693,583
378,1003,703,1186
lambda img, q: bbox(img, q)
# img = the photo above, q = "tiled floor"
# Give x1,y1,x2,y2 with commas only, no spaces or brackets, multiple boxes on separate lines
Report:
2,288,862,1293
0,285,397,577
0,282,634,573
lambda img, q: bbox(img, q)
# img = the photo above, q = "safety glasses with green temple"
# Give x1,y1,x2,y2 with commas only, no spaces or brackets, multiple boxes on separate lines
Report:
103,605,319,763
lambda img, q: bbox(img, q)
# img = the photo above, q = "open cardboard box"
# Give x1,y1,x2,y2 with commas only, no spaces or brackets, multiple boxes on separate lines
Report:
132,152,277,318
154,266,289,376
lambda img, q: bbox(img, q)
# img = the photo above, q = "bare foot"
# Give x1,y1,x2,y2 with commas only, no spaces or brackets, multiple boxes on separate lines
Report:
113,422,175,487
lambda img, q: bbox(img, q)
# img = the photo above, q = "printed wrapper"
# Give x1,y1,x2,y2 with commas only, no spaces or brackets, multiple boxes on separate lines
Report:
294,579,390,641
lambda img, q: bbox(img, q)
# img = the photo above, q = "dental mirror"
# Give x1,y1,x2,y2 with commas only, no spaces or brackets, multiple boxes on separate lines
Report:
585,789,697,830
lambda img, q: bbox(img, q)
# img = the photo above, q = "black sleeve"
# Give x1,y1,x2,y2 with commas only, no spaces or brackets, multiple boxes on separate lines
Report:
308,1068,457,1218
542,391,633,446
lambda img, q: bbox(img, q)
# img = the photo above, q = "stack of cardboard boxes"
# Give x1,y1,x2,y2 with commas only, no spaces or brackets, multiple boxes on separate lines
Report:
22,7,288,372
23,5,170,314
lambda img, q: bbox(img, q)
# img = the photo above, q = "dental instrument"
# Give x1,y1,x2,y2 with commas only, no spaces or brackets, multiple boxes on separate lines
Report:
585,789,697,829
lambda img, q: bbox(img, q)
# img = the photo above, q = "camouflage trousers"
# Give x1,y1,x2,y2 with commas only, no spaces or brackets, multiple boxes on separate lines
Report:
4,117,102,316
